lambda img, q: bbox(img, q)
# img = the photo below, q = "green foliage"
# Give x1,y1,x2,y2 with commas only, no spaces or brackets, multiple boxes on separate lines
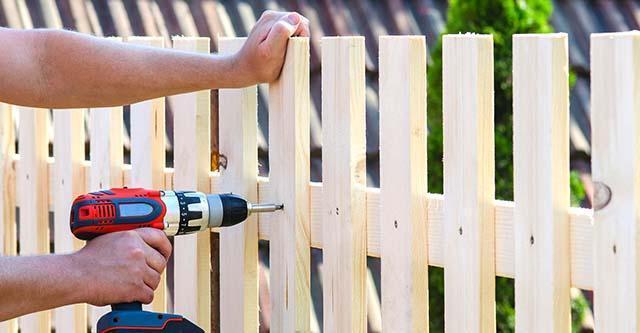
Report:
425,1,588,332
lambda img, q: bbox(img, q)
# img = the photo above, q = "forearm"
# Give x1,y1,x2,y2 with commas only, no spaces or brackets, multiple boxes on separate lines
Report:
0,254,85,321
0,29,249,108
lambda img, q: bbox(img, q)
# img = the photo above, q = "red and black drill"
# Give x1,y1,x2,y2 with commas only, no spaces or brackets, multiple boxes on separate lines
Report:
70,187,283,332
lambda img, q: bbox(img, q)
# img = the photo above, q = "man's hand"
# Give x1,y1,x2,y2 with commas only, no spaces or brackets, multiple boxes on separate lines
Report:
71,228,172,306
232,11,310,86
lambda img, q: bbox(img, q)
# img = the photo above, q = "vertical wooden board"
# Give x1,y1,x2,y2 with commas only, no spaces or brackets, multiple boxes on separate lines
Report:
321,36,367,333
267,37,311,332
442,34,495,332
379,36,429,332
171,37,212,330
217,37,259,333
513,34,571,332
17,107,50,333
89,105,124,331
0,104,17,333
53,109,87,333
591,31,640,332
127,36,167,314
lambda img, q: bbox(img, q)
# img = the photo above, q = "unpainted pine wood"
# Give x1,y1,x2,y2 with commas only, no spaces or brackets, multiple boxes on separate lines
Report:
17,107,50,333
321,36,367,333
591,31,640,332
0,104,17,333
378,36,429,332
442,34,495,332
53,109,87,332
89,104,124,331
267,37,311,332
171,36,212,330
217,37,259,333
126,36,167,314
513,34,571,332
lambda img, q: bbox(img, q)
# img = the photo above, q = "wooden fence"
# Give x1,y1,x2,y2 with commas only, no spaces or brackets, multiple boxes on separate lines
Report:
0,31,638,332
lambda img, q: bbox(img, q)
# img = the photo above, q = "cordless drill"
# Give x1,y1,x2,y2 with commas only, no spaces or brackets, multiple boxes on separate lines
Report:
70,187,283,333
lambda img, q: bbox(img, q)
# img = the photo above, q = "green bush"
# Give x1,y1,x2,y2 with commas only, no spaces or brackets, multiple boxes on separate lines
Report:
426,1,586,332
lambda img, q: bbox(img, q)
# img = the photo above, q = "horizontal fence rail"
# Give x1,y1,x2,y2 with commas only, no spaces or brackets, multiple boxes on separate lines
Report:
0,31,638,332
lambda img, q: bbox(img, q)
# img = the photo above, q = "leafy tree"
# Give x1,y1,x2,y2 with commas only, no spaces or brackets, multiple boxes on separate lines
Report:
426,1,586,331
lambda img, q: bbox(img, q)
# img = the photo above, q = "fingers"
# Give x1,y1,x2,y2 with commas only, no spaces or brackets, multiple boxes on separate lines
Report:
263,17,299,56
135,228,172,260
143,243,166,273
143,266,162,290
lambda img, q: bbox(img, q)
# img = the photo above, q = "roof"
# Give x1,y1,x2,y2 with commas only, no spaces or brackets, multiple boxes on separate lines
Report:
1,0,637,185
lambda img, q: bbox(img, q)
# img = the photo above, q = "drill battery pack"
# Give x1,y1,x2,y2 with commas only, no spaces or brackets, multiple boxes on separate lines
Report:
97,303,204,333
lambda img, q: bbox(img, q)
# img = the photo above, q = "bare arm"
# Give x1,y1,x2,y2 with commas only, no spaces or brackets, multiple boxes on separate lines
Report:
0,229,171,321
0,11,309,108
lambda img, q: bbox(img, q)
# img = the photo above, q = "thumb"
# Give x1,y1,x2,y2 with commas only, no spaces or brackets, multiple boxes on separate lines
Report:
263,14,300,54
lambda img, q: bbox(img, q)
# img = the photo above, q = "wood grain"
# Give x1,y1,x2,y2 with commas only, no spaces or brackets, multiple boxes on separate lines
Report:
513,33,571,332
443,34,495,332
171,36,212,330
591,31,640,332
379,36,429,332
17,107,50,333
218,37,259,333
53,109,87,332
321,36,367,333
0,104,17,333
267,38,311,332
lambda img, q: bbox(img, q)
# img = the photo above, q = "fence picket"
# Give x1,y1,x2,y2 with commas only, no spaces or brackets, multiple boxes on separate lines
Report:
53,109,87,332
218,37,259,333
591,31,640,332
171,36,212,331
513,34,571,332
379,36,429,332
321,36,367,333
0,104,17,333
443,34,495,332
89,105,124,331
126,36,167,314
17,107,50,333
267,37,311,332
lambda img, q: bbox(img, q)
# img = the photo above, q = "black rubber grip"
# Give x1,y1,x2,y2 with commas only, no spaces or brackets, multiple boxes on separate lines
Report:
219,194,249,227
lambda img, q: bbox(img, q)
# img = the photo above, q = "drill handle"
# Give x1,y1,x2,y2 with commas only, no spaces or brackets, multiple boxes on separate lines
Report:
112,302,142,312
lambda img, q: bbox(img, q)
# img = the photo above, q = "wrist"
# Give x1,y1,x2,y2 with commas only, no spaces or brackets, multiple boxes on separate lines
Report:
62,252,90,304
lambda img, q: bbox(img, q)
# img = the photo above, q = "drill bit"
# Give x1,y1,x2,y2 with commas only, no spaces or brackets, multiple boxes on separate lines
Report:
248,202,284,214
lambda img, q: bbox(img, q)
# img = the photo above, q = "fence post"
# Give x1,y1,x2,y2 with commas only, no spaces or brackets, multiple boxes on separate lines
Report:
379,36,429,332
591,31,640,332
0,104,17,333
443,34,495,332
171,36,212,331
53,109,88,333
321,36,367,333
267,37,311,332
126,36,167,314
513,33,570,332
89,102,124,331
17,107,50,332
217,37,259,333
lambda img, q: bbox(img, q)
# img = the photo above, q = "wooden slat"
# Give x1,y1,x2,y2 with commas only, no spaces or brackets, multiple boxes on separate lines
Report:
378,36,428,332
171,36,211,330
52,109,87,333
513,33,571,332
443,34,495,332
14,156,598,289
321,36,367,333
89,104,124,331
126,36,167,314
591,31,640,332
0,104,17,333
17,107,50,332
267,37,311,332
217,37,259,333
